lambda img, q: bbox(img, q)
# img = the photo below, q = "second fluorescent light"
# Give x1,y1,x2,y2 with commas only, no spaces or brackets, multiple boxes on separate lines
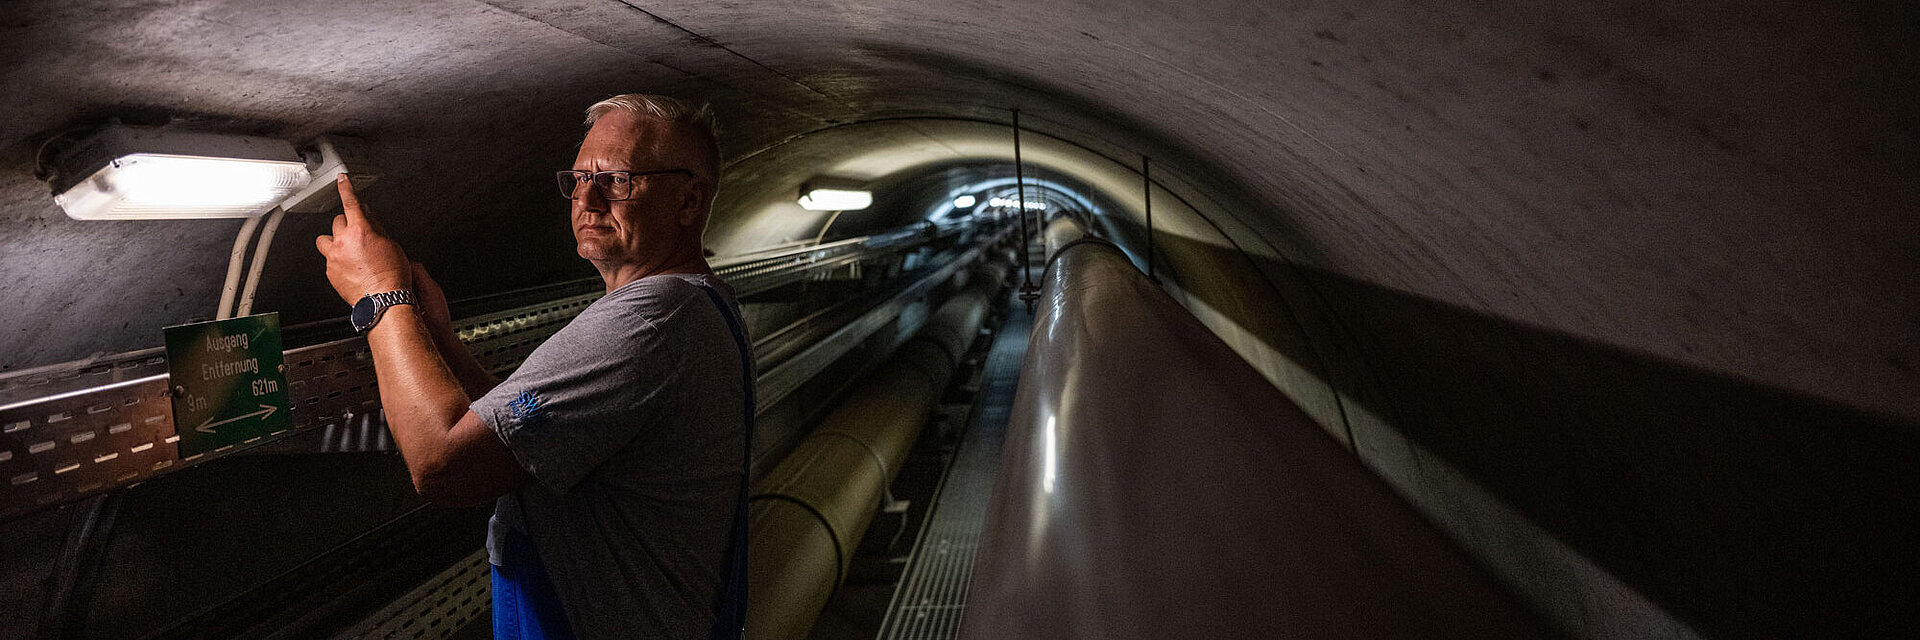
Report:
798,188,871,211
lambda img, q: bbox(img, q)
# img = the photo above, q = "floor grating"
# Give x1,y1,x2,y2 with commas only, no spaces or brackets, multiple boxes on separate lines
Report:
876,291,1030,640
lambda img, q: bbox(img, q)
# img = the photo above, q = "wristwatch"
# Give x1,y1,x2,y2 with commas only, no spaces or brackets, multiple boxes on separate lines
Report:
350,290,416,333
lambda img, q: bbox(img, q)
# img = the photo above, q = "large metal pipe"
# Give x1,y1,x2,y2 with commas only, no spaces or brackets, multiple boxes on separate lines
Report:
746,259,1008,639
1042,216,1085,258
961,224,1553,639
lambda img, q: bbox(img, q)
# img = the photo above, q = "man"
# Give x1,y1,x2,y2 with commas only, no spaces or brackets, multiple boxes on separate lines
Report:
315,94,750,640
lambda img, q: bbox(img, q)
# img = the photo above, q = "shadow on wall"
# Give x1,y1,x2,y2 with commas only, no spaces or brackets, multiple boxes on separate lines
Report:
1112,221,1920,639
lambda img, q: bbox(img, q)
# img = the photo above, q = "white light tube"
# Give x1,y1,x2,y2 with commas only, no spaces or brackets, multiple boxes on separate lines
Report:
55,153,310,220
989,196,1048,210
797,188,872,211
953,194,977,208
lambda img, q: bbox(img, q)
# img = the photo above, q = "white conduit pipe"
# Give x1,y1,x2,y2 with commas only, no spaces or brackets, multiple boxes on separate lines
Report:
215,215,264,320
811,209,845,247
234,207,286,318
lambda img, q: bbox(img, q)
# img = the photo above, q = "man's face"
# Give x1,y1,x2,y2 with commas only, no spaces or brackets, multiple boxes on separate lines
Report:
569,111,701,266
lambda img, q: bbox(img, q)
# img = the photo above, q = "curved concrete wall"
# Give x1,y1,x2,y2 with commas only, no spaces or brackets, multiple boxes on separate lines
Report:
1,1,1913,637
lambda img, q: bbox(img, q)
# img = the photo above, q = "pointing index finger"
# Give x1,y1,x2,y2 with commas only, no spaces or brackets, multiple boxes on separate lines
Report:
336,173,367,226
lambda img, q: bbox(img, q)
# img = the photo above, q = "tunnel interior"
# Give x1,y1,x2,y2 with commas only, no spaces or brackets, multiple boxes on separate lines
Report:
2,1,1917,638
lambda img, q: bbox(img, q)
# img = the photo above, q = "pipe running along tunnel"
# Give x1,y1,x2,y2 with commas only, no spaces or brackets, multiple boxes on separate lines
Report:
0,1,1914,639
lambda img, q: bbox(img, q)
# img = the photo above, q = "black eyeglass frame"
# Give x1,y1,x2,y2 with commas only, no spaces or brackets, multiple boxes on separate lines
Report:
555,168,695,201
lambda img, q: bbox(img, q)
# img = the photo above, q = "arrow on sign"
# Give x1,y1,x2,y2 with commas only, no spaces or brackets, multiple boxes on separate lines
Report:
197,404,278,433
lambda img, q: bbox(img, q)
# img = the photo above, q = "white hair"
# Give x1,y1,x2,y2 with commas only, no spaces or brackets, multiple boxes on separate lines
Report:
583,94,720,181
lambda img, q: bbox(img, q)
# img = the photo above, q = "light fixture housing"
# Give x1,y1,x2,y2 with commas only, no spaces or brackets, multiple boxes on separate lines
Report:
990,196,1048,210
797,177,872,211
48,125,311,220
278,135,379,214
798,188,872,211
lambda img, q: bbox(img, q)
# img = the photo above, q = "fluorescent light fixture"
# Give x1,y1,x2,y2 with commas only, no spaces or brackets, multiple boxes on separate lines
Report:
797,187,872,211
56,156,309,219
989,197,1048,210
47,125,311,220
952,194,977,208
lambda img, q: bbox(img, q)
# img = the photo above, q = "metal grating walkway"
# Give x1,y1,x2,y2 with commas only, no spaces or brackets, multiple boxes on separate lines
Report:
877,290,1030,640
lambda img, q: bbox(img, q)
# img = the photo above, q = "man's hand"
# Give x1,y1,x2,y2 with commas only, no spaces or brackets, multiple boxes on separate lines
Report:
411,261,457,341
315,174,411,304
410,260,501,399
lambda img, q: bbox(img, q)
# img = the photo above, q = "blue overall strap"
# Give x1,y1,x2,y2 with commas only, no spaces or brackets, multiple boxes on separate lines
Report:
493,523,578,640
693,281,752,640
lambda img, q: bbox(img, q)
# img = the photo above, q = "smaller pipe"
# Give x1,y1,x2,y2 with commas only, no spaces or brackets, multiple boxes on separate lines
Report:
234,207,286,317
36,494,119,640
810,208,845,247
215,215,264,320
746,260,1006,640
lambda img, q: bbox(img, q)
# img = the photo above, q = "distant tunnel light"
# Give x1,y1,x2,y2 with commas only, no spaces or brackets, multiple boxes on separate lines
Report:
989,197,1047,210
797,188,872,211
47,125,311,220
952,194,977,208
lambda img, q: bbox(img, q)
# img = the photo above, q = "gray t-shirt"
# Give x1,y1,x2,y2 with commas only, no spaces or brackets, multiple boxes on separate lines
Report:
472,272,748,639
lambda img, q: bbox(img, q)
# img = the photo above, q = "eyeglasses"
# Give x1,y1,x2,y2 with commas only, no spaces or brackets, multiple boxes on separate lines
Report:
555,169,694,201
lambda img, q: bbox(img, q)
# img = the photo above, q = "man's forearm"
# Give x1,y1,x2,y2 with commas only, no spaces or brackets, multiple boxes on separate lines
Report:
365,306,471,481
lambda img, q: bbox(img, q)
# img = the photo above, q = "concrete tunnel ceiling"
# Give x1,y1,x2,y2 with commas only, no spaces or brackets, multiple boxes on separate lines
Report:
707,118,1156,254
1,0,1915,637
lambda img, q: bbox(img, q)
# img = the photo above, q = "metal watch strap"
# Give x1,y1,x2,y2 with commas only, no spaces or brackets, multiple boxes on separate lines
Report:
369,290,415,309
357,290,415,332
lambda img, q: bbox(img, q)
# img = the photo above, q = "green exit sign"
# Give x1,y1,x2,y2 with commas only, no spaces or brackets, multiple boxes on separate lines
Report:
164,313,293,458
